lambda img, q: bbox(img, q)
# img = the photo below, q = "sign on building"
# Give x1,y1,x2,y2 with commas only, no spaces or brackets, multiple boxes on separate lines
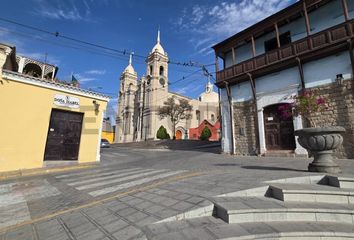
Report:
54,94,80,108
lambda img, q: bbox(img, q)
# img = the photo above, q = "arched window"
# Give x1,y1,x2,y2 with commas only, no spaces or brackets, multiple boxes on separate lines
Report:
211,114,215,122
196,110,200,121
149,65,153,75
23,63,42,78
128,83,133,94
44,72,53,80
159,66,164,76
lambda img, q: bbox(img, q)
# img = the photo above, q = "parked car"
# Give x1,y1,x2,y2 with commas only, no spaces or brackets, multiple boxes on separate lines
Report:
100,139,110,148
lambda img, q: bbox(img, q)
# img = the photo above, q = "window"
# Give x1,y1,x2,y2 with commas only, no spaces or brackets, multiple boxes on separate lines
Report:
23,63,42,78
159,66,164,76
149,65,153,75
264,31,291,52
211,114,215,122
196,110,200,121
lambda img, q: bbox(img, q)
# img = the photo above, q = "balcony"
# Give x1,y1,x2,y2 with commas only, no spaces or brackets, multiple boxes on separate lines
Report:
216,20,354,85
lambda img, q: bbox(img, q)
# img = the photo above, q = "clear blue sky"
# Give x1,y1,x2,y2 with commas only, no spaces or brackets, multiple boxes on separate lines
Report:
0,0,295,122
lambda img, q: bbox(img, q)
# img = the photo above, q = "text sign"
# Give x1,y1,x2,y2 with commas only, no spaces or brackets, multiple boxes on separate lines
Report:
54,94,80,109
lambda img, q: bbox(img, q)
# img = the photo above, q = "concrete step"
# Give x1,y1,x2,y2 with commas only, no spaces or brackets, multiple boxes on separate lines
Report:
214,196,354,224
146,218,354,240
327,175,354,189
269,183,354,204
208,221,354,240
263,150,296,158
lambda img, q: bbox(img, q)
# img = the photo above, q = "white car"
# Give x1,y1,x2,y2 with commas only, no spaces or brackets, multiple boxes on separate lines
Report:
100,139,110,148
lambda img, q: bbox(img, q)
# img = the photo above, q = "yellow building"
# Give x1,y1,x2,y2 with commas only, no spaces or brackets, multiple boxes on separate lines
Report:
101,118,115,143
0,43,109,173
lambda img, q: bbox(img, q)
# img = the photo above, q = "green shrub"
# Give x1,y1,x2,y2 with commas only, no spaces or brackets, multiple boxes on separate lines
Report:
200,126,212,141
156,126,170,139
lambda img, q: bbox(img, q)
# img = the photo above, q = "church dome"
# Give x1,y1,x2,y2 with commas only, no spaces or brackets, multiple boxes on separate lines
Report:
151,29,165,54
151,42,165,54
124,64,135,74
198,81,218,103
124,53,136,74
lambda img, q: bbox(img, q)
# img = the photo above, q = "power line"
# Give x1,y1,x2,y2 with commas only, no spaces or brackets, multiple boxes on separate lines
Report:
89,68,205,99
0,17,213,68
0,27,135,63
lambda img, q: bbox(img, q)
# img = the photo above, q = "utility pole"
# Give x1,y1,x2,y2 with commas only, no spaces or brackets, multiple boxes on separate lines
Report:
140,82,146,140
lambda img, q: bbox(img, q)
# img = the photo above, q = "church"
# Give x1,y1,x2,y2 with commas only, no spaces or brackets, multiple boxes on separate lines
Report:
115,31,220,143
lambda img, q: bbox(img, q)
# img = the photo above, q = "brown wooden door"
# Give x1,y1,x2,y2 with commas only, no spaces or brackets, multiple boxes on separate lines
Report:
263,104,296,150
175,130,182,140
44,109,84,160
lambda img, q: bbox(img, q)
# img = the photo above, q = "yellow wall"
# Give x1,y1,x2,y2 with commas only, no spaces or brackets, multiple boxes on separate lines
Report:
101,131,115,143
0,76,107,172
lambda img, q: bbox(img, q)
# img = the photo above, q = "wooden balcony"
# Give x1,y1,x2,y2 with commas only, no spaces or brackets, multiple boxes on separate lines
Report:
216,20,354,86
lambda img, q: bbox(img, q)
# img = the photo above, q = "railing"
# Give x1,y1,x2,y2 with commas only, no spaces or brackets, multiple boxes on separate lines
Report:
216,20,353,83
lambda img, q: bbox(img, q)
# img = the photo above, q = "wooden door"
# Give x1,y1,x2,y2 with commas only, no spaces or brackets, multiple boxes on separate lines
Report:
263,104,295,150
44,109,84,160
175,130,182,140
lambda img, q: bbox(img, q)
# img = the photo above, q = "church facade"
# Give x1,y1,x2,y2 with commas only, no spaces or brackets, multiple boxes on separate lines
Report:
115,31,220,143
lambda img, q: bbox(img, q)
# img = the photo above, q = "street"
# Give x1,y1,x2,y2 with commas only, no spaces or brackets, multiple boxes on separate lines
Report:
1,146,354,239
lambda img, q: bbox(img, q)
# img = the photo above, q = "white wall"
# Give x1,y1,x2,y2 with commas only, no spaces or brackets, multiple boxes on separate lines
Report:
348,0,354,19
220,88,232,153
279,16,307,42
235,43,253,64
255,67,301,94
255,31,276,56
309,0,345,34
303,51,352,88
230,81,253,102
224,51,233,68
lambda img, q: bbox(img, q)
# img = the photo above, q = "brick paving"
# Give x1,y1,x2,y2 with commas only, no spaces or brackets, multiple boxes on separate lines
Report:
1,146,354,239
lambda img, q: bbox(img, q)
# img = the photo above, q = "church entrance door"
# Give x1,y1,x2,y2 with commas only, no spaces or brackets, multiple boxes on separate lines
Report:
263,104,296,151
175,130,182,140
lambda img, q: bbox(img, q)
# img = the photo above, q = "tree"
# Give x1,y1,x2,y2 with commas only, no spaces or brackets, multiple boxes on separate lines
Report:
156,126,170,139
200,126,212,141
158,97,192,140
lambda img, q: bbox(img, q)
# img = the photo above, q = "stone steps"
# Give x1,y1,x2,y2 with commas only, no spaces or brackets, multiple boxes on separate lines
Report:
263,150,296,158
269,183,354,204
146,218,354,240
146,175,354,239
327,175,354,189
207,221,354,240
214,196,354,224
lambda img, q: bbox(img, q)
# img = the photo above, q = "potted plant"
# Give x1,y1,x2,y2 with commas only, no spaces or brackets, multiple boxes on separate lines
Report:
279,89,345,173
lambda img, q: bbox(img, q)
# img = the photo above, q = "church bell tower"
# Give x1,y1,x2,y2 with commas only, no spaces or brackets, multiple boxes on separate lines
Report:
143,29,169,139
115,53,139,143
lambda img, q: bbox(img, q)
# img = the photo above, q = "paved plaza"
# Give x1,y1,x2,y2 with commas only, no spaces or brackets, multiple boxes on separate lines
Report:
1,146,354,239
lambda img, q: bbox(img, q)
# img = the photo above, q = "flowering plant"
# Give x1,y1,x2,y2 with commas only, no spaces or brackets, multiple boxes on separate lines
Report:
278,90,327,127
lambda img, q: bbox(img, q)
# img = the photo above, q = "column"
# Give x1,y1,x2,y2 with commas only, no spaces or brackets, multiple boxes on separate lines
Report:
293,115,308,155
18,57,25,73
257,108,267,154
251,35,256,57
275,23,281,48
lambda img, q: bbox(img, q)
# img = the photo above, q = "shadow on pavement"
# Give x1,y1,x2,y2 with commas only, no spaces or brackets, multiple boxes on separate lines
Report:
213,163,240,167
113,140,222,154
241,165,307,172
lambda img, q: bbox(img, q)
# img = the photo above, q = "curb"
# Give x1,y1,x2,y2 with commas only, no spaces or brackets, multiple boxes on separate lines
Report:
0,163,98,181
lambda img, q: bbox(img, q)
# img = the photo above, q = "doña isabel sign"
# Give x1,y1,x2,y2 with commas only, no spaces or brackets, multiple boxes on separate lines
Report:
54,94,80,108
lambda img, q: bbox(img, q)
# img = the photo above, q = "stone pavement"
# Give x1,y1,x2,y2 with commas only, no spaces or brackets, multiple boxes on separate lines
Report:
1,147,354,239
